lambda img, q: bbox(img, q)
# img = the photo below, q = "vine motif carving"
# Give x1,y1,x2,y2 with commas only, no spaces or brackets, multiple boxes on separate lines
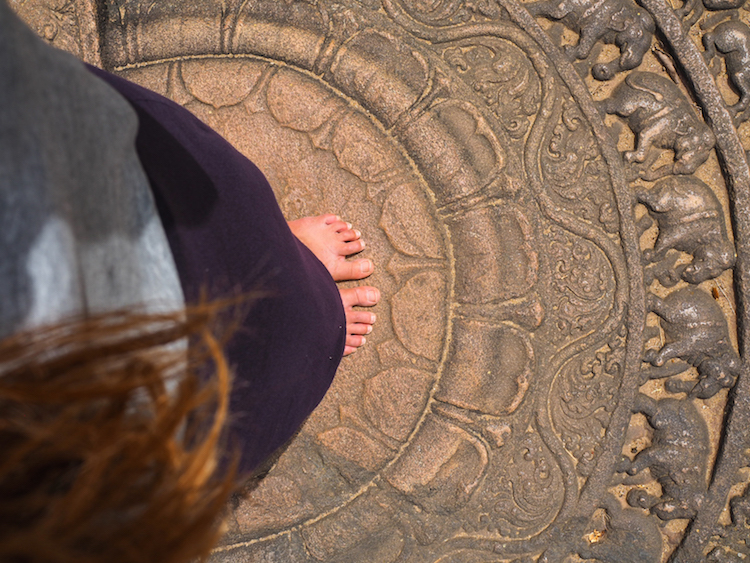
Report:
464,433,564,537
541,99,618,231
397,0,504,25
545,226,616,343
550,333,625,476
443,39,541,138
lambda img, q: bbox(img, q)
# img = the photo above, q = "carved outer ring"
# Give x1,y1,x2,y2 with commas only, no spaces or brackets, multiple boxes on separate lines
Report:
384,0,645,550
635,0,750,558
382,0,645,555
488,0,648,518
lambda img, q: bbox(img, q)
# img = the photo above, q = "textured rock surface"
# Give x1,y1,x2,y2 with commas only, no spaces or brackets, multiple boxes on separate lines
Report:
13,0,750,561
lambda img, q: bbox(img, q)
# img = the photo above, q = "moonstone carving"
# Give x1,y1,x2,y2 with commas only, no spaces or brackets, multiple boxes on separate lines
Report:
13,0,750,560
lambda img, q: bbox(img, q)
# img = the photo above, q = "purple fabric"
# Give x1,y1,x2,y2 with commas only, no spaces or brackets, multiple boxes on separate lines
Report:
88,67,346,475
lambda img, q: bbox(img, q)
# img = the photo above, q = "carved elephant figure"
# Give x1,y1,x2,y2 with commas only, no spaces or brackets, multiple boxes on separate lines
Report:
645,287,740,398
575,494,662,563
703,20,750,123
675,0,745,29
618,394,708,520
600,72,715,179
637,176,735,283
701,0,746,7
525,0,654,80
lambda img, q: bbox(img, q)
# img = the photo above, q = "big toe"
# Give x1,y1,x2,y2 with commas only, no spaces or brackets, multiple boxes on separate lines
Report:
331,258,373,282
341,286,380,308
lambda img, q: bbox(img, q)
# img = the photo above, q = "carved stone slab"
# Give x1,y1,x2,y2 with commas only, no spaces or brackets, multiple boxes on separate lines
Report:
14,0,750,561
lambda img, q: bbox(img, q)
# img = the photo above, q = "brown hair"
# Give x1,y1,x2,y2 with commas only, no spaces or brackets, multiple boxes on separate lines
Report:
0,305,237,563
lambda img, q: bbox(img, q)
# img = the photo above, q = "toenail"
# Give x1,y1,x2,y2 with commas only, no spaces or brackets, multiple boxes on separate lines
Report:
367,290,377,302
361,336,366,345
347,222,352,229
355,229,361,238
360,260,373,274
366,325,373,334
370,313,377,323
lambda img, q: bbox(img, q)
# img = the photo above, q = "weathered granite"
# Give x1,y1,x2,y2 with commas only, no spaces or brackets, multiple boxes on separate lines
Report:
12,0,750,561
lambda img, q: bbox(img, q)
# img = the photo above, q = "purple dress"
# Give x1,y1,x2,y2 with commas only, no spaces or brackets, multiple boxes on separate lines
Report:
88,67,346,475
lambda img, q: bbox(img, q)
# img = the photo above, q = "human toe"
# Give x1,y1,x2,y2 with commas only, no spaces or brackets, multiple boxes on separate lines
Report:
346,334,367,348
322,214,341,225
348,322,373,335
337,227,361,242
347,310,376,325
341,286,380,308
332,259,373,282
327,219,350,234
342,239,365,256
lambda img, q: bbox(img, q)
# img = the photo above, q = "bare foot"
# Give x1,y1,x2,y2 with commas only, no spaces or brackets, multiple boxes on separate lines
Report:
289,214,379,356
288,214,373,282
340,286,380,355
